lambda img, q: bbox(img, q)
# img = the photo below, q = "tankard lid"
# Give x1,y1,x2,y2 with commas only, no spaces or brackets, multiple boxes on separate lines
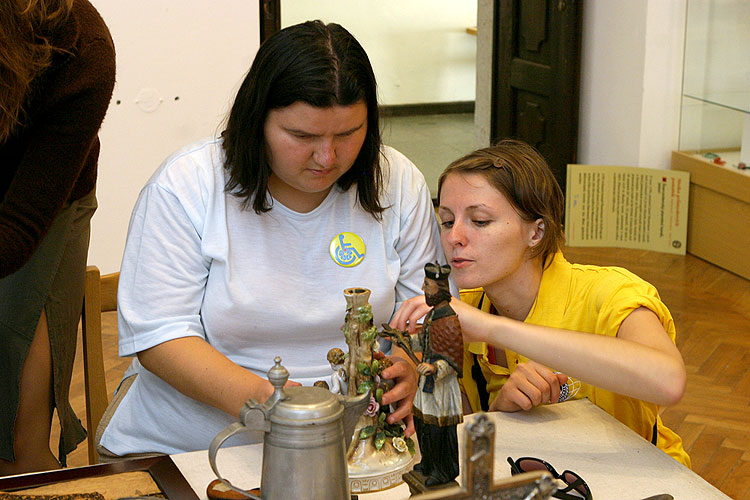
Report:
270,386,344,425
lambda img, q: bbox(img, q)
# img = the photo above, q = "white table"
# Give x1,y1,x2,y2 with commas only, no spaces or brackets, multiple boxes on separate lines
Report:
171,399,730,500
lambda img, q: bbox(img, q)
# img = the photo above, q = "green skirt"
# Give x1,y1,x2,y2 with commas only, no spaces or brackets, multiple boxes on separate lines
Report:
0,190,97,466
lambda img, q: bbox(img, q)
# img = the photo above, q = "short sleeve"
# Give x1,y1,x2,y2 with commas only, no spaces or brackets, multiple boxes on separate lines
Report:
596,272,677,342
117,181,211,356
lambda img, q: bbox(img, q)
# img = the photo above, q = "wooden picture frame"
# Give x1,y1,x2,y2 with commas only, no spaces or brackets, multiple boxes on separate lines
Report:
0,456,199,499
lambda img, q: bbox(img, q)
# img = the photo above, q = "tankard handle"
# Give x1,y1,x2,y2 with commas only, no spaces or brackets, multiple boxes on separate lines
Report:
208,422,263,500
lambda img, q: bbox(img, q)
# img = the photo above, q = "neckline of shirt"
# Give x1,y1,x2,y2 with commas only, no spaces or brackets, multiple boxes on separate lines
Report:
267,184,344,219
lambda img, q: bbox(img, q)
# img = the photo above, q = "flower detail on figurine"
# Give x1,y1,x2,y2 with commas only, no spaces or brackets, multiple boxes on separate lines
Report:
365,396,380,417
392,436,407,453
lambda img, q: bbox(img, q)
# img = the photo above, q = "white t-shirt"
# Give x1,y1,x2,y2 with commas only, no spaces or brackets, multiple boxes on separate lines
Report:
100,138,446,455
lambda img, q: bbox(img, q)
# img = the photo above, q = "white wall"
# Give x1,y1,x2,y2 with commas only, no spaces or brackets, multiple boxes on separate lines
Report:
474,0,493,146
577,1,648,166
637,1,688,169
89,1,260,273
577,1,686,170
281,1,477,105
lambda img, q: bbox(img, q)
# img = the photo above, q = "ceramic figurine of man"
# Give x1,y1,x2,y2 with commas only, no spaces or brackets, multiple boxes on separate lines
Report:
410,262,463,486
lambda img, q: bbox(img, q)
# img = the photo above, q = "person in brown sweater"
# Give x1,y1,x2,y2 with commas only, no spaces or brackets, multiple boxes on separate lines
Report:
0,0,115,475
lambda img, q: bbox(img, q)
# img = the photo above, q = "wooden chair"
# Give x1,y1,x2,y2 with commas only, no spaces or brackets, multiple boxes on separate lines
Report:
81,265,119,464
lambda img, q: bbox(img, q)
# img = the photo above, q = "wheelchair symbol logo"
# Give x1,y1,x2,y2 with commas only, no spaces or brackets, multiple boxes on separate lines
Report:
330,232,365,267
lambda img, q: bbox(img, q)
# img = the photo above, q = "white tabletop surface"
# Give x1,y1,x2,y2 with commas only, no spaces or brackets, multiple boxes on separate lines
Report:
171,399,730,500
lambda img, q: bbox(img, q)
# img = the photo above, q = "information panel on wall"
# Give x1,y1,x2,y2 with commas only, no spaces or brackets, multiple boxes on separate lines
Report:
565,165,690,255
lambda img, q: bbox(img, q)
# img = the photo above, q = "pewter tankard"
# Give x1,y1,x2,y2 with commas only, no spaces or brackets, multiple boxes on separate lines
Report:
209,356,369,500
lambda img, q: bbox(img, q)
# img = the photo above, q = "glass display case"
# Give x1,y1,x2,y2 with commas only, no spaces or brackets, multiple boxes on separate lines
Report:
679,0,749,165
671,0,749,279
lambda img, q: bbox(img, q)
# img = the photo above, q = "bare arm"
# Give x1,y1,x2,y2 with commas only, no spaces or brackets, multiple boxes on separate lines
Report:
451,300,686,406
137,337,299,418
392,295,686,406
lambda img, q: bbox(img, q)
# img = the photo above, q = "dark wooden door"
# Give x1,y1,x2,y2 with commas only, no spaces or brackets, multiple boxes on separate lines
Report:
491,0,582,194
259,0,281,44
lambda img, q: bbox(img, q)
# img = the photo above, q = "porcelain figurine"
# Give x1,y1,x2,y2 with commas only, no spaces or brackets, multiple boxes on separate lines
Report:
326,347,348,395
325,287,415,491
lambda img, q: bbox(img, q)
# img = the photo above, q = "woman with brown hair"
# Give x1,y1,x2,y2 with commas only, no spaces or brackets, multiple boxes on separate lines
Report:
0,0,115,475
392,139,691,467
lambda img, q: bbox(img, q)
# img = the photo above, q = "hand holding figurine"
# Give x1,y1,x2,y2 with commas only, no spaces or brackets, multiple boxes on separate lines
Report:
379,356,417,436
416,362,436,376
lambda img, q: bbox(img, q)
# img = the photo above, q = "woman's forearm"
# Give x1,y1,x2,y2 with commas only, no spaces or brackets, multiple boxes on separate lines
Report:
495,319,683,405
457,302,686,406
137,336,273,418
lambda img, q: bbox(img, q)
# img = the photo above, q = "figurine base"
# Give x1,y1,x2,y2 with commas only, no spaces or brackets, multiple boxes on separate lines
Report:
348,448,416,493
402,470,459,497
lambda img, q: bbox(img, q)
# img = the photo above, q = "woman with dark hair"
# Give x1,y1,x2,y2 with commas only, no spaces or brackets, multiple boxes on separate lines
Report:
0,0,115,475
223,20,384,218
392,139,691,467
97,20,442,458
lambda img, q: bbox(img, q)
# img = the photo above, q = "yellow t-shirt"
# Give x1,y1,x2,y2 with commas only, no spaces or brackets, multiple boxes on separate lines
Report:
460,252,691,468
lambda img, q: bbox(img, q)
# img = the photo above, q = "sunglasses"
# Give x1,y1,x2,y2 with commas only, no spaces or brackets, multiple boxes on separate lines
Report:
507,456,593,500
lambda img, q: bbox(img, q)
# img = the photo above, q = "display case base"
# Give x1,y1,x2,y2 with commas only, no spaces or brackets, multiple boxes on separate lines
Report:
671,150,750,280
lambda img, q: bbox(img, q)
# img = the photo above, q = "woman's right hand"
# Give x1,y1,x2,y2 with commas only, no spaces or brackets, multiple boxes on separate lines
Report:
489,360,568,412
390,294,491,341
389,295,430,334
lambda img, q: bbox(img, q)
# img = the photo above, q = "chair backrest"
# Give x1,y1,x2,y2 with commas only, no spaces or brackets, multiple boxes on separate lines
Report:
81,265,119,465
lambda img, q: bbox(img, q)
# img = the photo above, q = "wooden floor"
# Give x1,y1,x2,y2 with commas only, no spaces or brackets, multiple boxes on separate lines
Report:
52,247,750,498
